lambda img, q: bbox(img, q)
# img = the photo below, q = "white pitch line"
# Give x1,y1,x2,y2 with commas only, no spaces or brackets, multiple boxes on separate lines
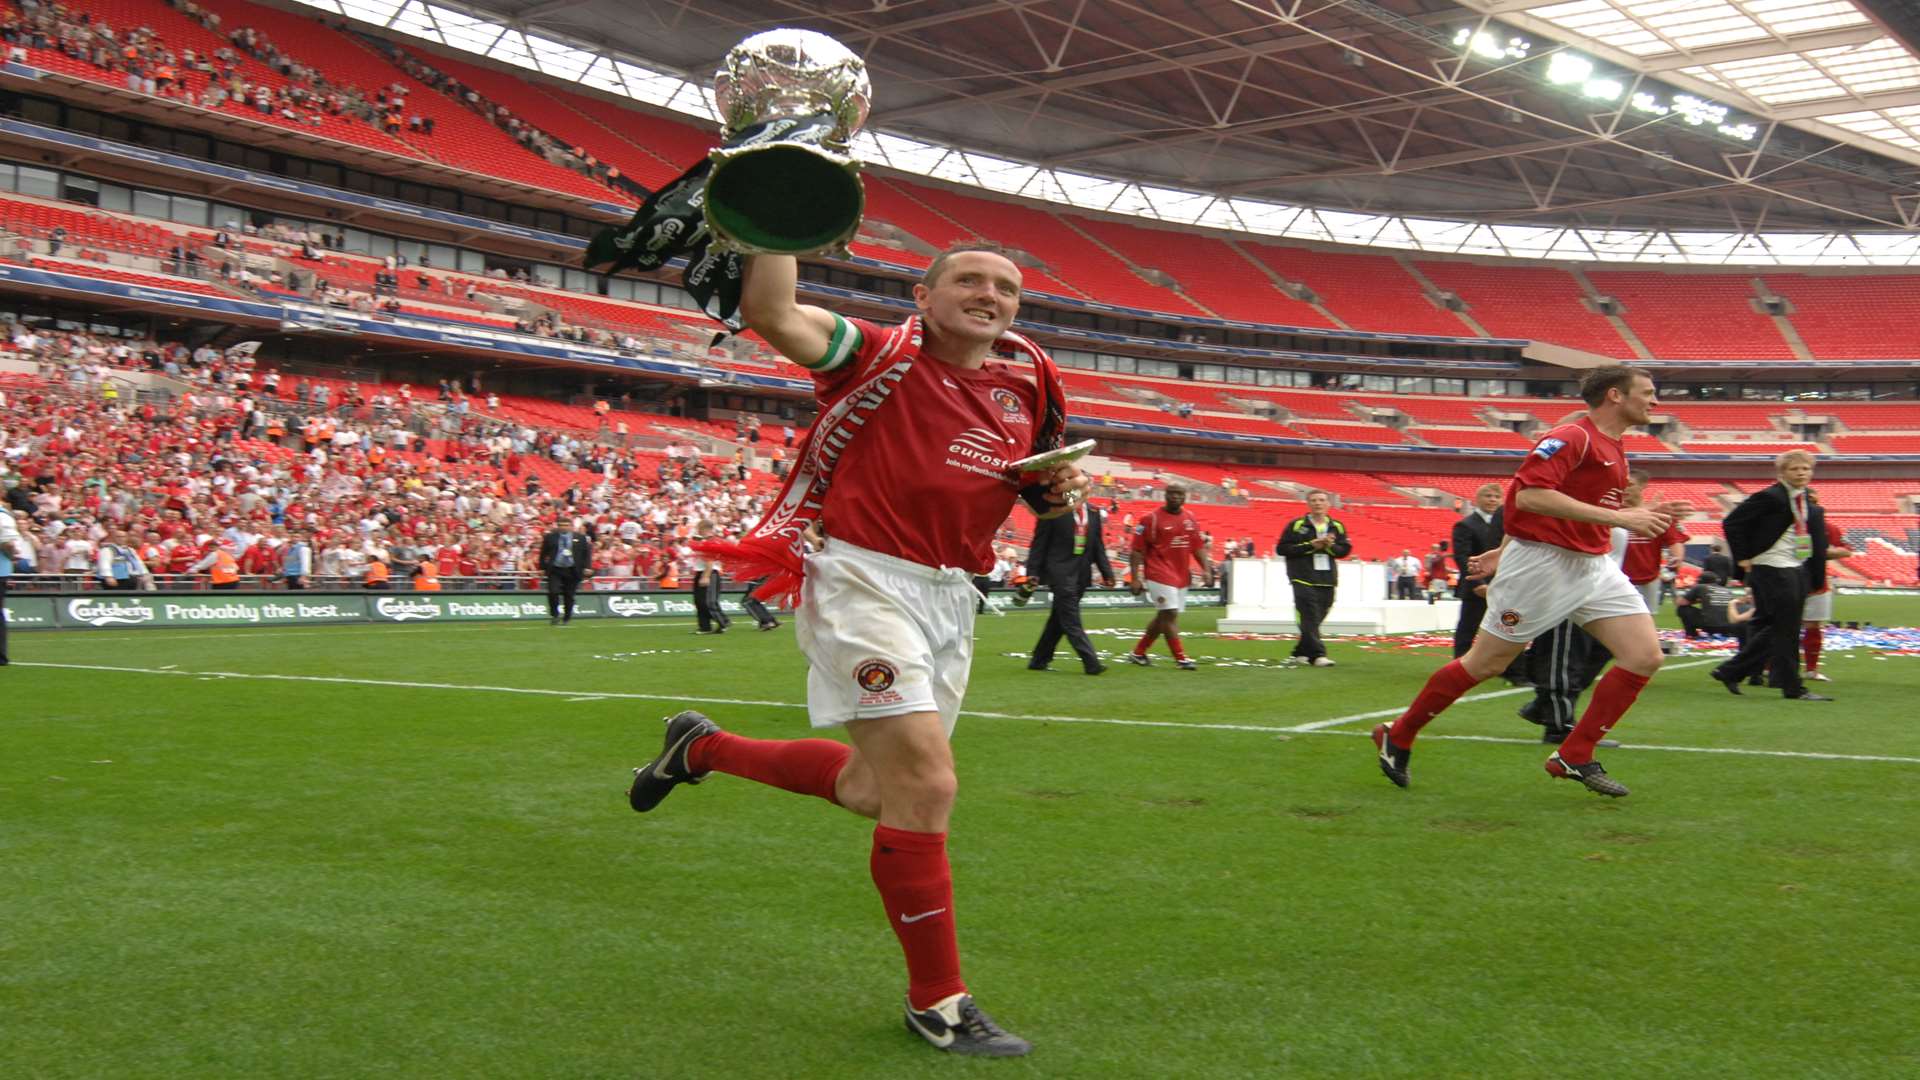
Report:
1287,658,1720,731
12,661,1914,767
27,621,702,642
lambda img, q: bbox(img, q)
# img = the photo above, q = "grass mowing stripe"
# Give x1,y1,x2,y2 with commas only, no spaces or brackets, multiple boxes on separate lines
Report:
18,660,1916,766
1289,658,1720,730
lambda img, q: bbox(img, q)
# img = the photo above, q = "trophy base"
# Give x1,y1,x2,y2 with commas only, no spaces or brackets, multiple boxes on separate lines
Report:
707,144,864,256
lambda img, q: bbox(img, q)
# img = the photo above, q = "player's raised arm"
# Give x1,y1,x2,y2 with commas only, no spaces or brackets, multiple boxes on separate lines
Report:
737,255,844,370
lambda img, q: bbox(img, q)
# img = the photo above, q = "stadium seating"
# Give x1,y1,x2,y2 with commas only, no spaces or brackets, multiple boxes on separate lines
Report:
1586,271,1794,360
1238,243,1469,336
1409,427,1534,450
1764,274,1920,360
193,0,627,203
30,256,239,297
1656,403,1793,432
1414,260,1630,356
1067,216,1336,327
1829,434,1920,455
901,183,1205,313
388,46,688,195
11,0,433,160
1678,441,1822,456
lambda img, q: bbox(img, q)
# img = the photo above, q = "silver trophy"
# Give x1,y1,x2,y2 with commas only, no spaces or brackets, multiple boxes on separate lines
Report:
705,29,871,257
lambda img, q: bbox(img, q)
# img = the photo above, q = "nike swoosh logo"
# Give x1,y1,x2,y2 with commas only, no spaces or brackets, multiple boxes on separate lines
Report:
943,379,959,388
1602,460,1616,465
650,726,704,779
904,1009,956,1048
900,908,947,924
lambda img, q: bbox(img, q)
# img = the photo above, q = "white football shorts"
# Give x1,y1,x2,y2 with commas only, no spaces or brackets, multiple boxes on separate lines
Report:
1802,588,1833,622
795,539,976,736
1145,581,1187,612
1481,538,1649,644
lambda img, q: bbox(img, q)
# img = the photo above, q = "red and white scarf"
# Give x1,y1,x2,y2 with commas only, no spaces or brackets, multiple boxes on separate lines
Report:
696,316,1066,605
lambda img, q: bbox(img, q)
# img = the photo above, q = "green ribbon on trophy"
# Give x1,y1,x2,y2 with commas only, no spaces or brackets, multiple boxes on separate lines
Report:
584,30,871,331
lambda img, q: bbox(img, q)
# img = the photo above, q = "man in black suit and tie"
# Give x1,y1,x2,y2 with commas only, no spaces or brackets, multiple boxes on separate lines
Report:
1712,450,1831,700
1025,500,1116,674
1450,483,1507,657
539,518,592,626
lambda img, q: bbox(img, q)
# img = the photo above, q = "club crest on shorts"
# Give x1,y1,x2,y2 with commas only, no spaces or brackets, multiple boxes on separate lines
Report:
854,658,897,692
1500,609,1523,627
854,658,905,707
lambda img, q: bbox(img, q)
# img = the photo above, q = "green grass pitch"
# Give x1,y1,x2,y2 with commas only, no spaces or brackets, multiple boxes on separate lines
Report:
4,597,1918,1079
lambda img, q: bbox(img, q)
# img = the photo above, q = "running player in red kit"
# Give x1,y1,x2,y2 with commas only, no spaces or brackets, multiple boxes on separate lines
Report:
1125,483,1214,670
625,243,1085,1057
1372,367,1674,797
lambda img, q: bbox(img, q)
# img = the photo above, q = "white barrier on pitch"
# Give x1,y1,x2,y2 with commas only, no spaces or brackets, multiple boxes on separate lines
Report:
1218,558,1462,635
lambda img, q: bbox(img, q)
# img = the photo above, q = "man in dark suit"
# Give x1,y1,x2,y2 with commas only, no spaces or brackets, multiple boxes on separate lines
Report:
1712,451,1830,700
539,518,592,626
1025,501,1116,674
1450,482,1506,657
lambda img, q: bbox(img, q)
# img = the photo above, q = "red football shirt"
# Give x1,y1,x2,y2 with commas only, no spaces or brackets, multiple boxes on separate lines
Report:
1132,506,1205,587
1505,415,1629,556
1622,521,1689,584
813,318,1040,573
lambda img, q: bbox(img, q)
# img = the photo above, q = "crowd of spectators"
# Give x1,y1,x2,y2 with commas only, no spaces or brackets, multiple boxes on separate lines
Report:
2,0,634,198
2,327,794,593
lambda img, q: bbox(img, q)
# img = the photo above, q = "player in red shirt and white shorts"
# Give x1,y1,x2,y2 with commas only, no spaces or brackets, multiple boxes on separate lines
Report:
624,244,1085,1057
1125,483,1214,670
1800,508,1852,681
1372,367,1684,798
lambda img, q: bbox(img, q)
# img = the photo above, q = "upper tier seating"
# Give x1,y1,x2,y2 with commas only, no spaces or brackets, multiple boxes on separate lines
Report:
1764,274,1920,361
1586,271,1793,360
1828,434,1920,455
1238,244,1469,336
1414,261,1629,356
903,184,1209,313
390,46,687,197
1656,403,1791,432
195,0,627,203
1067,216,1335,327
12,0,430,159
1410,427,1534,450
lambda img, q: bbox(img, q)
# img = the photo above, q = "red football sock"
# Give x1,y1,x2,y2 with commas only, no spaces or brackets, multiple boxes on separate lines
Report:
686,731,851,804
1134,629,1159,655
871,825,966,1010
1166,630,1186,661
1386,660,1481,747
1560,667,1650,763
1803,624,1822,673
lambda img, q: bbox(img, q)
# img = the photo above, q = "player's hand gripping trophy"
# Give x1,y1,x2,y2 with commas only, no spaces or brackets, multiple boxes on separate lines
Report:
583,29,871,327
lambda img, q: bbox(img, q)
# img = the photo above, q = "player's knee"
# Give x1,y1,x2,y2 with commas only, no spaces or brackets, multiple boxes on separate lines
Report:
1622,649,1664,676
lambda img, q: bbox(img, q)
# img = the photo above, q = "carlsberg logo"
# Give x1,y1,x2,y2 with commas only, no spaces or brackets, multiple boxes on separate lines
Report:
606,596,660,617
68,599,156,627
375,598,441,622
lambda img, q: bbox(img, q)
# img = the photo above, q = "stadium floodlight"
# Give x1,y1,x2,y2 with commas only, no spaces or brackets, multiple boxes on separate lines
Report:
1546,52,1592,86
1583,78,1623,102
1674,94,1728,127
1454,27,1530,61
1631,92,1670,116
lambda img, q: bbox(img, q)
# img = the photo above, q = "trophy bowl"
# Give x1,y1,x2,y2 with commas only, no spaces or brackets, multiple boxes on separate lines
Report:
705,29,871,257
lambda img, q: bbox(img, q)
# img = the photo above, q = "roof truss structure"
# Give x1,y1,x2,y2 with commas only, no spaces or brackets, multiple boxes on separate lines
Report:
274,0,1920,265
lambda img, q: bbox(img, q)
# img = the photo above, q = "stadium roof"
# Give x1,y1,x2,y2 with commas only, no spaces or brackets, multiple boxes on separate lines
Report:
281,0,1920,265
